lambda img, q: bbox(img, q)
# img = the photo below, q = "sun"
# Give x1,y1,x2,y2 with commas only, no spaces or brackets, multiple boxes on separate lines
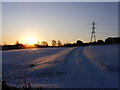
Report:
26,37,37,45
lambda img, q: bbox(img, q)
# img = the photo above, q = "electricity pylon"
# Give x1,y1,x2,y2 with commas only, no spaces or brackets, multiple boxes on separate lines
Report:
90,22,96,43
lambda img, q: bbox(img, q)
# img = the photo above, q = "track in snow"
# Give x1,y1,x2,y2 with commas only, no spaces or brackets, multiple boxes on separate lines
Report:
60,46,118,88
2,46,118,88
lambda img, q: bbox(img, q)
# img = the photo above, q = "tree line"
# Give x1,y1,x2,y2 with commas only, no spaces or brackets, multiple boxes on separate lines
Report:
1,37,120,50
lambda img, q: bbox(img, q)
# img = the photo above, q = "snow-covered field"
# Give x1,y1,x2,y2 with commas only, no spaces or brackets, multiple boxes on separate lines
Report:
2,45,119,88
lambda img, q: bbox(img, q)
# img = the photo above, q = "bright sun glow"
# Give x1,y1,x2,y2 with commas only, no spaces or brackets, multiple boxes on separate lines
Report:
26,37,37,45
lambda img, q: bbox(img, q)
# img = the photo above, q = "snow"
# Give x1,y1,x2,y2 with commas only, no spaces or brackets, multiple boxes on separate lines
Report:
2,45,119,88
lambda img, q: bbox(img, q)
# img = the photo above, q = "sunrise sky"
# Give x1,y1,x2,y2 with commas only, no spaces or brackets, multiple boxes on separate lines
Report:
2,2,118,45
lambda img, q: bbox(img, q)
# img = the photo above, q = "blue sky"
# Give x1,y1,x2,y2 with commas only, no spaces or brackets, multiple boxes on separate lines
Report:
2,2,118,45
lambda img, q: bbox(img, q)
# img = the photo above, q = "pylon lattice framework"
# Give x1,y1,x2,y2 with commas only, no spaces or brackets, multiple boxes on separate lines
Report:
90,22,96,43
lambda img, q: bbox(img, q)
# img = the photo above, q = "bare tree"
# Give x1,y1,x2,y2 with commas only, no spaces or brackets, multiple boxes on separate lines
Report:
57,40,62,46
15,41,19,45
3,43,8,46
51,40,56,46
37,41,40,45
41,41,48,46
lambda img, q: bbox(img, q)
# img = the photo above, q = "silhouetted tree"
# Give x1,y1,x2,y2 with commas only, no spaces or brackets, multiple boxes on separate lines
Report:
15,41,20,45
57,40,62,46
52,40,56,46
64,42,76,47
76,40,84,46
105,37,120,44
105,38,114,44
3,43,8,46
41,41,48,46
37,41,40,45
97,40,104,45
